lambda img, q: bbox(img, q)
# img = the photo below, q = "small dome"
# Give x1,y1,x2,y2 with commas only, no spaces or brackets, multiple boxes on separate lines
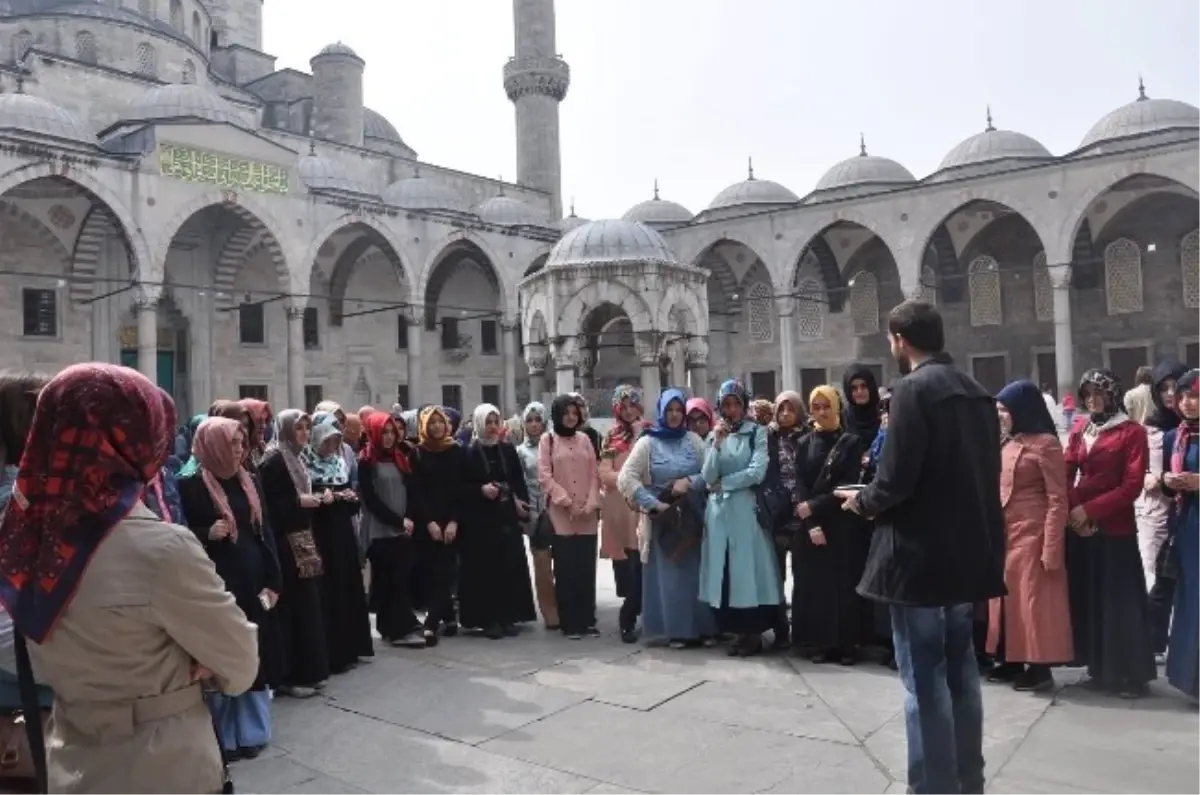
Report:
363,108,402,142
118,83,250,130
815,142,915,192
314,41,361,60
938,111,1051,172
1080,83,1200,149
706,164,799,212
383,175,470,213
477,195,544,226
622,184,692,226
557,210,589,232
0,92,97,146
298,149,362,193
547,219,679,268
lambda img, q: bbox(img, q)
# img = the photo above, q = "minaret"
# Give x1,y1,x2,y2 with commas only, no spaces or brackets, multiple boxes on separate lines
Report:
503,0,569,220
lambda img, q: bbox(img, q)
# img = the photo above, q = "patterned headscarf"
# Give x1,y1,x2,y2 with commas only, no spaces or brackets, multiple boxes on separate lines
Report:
239,398,273,446
773,390,806,433
302,413,349,487
808,385,843,432
472,403,503,447
751,399,774,425
603,384,645,458
645,388,689,440
190,417,263,539
716,379,748,421
418,406,457,452
314,400,343,417
1078,368,1122,424
268,409,312,495
0,364,175,642
359,411,411,474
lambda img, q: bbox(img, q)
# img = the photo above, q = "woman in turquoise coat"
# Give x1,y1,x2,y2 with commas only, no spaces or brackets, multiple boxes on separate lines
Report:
699,379,782,656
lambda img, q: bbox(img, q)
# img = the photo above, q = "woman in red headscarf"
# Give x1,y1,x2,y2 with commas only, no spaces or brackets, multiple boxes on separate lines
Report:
178,417,285,760
0,364,257,793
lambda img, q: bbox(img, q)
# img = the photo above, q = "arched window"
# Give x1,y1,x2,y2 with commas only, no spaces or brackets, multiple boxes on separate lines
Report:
192,10,202,44
13,30,33,62
849,270,879,335
1032,251,1053,322
1181,229,1199,310
747,281,774,343
1104,237,1143,315
795,277,824,339
138,0,152,16
181,58,195,84
912,265,938,306
136,42,156,76
74,30,97,64
169,0,183,30
968,255,1002,326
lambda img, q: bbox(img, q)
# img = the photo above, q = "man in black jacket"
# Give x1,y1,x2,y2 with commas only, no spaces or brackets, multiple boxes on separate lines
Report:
835,300,1005,795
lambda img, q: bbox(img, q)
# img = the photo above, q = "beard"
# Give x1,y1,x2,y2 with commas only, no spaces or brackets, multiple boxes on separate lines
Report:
895,350,913,375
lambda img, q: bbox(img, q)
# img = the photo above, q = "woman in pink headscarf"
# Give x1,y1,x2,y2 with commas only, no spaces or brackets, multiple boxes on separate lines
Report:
599,385,649,643
178,417,284,760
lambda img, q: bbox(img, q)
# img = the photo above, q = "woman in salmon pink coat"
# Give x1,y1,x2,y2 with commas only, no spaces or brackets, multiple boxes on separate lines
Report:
986,381,1073,693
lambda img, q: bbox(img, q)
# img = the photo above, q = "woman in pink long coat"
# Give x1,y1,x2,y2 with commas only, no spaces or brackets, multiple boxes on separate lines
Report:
987,381,1074,692
598,385,648,643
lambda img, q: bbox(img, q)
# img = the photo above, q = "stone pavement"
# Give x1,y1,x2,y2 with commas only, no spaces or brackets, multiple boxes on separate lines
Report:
237,572,1199,794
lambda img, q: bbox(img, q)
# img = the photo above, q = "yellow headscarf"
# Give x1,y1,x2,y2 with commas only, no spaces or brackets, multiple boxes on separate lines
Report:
808,385,842,432
417,406,457,452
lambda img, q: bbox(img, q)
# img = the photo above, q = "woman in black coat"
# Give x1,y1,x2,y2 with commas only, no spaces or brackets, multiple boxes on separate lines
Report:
178,416,283,760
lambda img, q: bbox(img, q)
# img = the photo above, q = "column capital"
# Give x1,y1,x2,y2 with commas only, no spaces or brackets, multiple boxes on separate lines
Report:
524,344,549,375
500,315,520,333
685,337,709,368
133,282,162,308
553,350,576,371
286,305,305,321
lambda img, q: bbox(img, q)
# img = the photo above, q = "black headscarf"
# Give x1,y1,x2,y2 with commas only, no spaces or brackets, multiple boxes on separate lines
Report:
997,380,1058,436
550,394,581,437
1147,361,1190,431
842,363,881,447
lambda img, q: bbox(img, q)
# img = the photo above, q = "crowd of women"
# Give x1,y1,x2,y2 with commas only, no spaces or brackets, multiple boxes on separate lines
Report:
0,353,1193,792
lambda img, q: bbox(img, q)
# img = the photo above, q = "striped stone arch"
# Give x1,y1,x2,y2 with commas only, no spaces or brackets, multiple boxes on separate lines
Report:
153,191,290,292
0,200,72,274
656,281,708,338
213,226,266,308
70,204,127,304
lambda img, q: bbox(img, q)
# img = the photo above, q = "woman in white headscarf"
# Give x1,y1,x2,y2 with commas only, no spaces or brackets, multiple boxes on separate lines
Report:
457,403,538,639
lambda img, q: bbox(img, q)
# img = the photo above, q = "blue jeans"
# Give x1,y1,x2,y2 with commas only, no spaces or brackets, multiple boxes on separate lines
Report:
891,603,985,794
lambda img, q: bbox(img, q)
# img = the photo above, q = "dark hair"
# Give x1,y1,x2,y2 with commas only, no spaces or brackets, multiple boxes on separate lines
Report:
887,300,944,354
0,371,48,466
1134,365,1155,387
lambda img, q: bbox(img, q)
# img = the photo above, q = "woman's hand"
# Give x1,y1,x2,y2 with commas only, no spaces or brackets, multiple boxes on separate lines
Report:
808,527,827,546
209,519,231,540
1071,521,1097,537
795,502,812,520
482,483,500,500
402,518,414,536
299,493,320,509
1145,473,1162,493
1165,472,1200,492
671,478,690,496
427,522,443,542
1041,555,1062,572
190,662,214,683
1068,505,1088,527
320,489,334,505
444,522,458,544
338,489,358,502
259,588,278,609
515,499,530,519
713,423,729,446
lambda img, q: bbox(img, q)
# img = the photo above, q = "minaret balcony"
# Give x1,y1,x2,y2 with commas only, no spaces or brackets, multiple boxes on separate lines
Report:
503,55,570,102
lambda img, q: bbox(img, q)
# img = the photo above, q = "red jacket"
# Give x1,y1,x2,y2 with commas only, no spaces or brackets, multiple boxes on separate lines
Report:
1064,419,1148,536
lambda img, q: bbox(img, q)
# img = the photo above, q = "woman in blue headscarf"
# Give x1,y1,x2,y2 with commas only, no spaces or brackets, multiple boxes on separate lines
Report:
617,388,717,648
698,379,782,656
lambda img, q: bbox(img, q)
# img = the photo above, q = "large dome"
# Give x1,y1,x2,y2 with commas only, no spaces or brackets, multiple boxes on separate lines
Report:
476,195,544,226
706,164,799,212
0,92,97,147
383,175,470,213
6,1,188,43
1080,83,1200,149
938,112,1051,172
298,148,363,193
547,219,679,268
117,83,250,130
814,142,915,193
622,185,692,226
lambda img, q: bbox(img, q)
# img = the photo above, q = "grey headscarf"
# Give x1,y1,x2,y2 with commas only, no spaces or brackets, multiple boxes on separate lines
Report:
270,409,312,495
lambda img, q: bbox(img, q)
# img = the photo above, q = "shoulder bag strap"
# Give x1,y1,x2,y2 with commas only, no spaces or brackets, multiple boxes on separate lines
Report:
13,633,46,794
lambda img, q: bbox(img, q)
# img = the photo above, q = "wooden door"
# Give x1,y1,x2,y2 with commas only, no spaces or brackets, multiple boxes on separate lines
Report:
750,370,776,400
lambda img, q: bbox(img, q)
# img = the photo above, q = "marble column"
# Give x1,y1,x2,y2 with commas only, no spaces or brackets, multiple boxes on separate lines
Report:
501,321,519,414
670,340,687,390
286,305,305,409
554,351,576,395
406,318,423,406
686,338,709,399
777,297,797,393
525,345,548,405
578,346,597,390
1049,263,1075,402
639,354,662,403
134,294,158,383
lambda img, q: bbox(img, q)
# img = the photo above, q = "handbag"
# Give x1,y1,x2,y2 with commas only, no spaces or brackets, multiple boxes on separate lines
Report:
749,424,788,531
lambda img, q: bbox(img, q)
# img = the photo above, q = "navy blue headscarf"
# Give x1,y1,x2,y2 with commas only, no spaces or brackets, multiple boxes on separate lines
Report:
645,388,689,440
997,380,1058,436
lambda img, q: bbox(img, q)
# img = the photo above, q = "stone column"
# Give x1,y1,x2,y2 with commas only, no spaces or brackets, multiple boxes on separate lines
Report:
286,305,305,409
525,345,548,405
1049,263,1075,402
406,317,423,406
553,350,576,395
636,332,662,403
134,292,159,383
501,320,519,413
777,296,797,393
686,338,709,399
578,346,597,390
670,340,687,390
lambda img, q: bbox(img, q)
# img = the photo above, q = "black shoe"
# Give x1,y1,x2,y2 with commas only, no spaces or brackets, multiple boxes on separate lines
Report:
442,622,459,637
1013,667,1054,693
987,662,1024,683
239,745,263,760
585,626,601,638
423,629,439,647
484,623,503,640
501,623,519,637
620,626,640,644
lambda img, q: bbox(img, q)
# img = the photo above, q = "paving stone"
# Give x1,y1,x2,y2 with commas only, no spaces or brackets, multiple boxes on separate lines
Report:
787,658,906,740
530,658,703,710
608,645,806,694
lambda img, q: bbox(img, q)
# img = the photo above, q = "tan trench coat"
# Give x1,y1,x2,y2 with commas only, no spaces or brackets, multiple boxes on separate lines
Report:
29,502,259,794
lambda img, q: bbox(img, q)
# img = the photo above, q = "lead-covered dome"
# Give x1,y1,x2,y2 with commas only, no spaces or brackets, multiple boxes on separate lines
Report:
547,219,679,268
477,195,544,226
1080,81,1200,150
117,83,250,130
314,41,361,59
814,140,915,194
557,207,589,232
298,148,363,193
364,108,401,143
0,92,97,147
622,184,692,226
383,175,470,213
706,163,799,212
937,110,1051,173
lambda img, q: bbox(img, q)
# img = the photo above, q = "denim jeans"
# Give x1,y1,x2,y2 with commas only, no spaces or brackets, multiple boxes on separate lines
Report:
890,603,985,794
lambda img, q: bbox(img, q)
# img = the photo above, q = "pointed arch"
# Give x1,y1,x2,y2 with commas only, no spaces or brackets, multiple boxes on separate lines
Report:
418,229,512,323
0,200,71,271
301,214,416,292
655,281,708,338
556,278,653,338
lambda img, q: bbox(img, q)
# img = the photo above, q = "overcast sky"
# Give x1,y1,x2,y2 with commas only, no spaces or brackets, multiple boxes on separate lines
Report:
264,0,1199,219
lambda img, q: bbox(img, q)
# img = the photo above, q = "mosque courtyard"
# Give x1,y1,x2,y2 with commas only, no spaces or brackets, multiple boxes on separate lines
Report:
236,570,1199,794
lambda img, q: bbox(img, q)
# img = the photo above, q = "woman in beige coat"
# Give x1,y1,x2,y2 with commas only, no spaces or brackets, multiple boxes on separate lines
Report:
0,363,259,794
